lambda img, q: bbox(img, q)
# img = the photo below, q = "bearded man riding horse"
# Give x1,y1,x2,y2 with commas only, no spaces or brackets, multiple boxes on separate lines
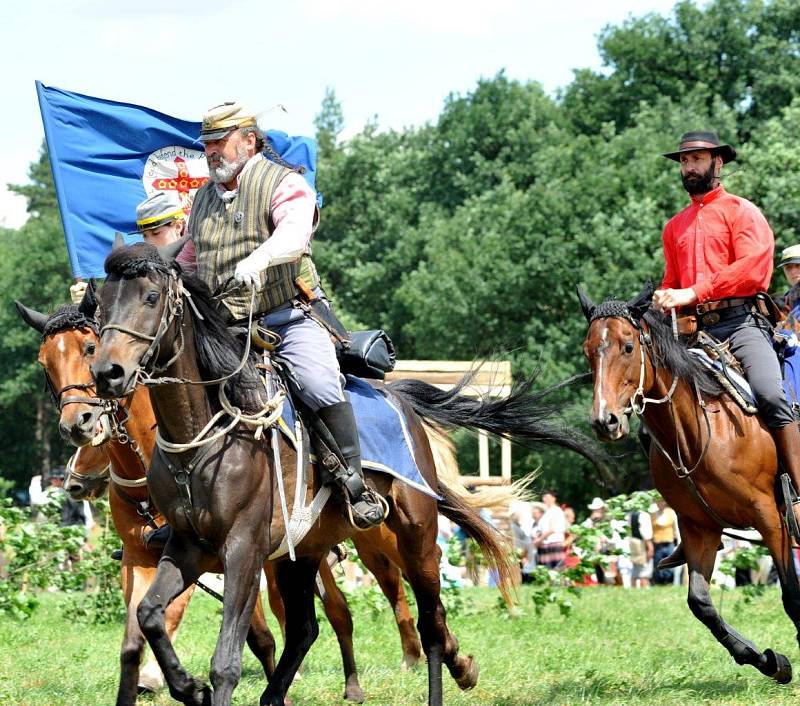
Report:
168,100,384,532
651,130,800,566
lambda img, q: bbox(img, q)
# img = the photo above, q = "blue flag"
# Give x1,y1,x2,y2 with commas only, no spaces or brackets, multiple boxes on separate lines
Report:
36,82,319,279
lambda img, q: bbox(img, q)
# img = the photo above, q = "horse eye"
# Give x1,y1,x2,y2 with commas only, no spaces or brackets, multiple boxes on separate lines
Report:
85,342,96,356
624,341,634,354
145,291,159,305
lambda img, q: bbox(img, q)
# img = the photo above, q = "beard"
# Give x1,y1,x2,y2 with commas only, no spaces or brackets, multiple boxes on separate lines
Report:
681,161,717,196
207,145,249,184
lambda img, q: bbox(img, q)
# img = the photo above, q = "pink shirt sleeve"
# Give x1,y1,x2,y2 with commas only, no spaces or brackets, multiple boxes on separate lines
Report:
262,171,317,265
175,236,197,275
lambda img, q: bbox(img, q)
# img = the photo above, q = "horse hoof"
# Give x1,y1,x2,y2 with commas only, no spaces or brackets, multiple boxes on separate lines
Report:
453,655,479,690
343,684,365,703
400,652,423,670
764,649,792,684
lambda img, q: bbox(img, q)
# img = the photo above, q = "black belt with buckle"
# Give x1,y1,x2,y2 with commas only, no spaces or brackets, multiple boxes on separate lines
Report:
698,304,752,328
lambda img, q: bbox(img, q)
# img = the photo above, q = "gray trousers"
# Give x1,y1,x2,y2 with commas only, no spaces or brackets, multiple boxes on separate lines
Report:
263,303,345,412
705,313,794,429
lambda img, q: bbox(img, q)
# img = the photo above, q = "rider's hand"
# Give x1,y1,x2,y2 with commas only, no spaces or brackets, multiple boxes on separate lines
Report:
69,280,87,305
652,287,697,312
234,252,271,289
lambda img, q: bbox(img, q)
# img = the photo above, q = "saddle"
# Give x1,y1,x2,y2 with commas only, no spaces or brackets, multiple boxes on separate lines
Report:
687,330,758,414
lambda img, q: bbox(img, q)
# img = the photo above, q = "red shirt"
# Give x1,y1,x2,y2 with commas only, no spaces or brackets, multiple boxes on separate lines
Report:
660,185,774,303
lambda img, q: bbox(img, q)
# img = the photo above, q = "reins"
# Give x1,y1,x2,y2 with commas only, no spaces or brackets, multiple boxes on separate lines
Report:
623,313,738,529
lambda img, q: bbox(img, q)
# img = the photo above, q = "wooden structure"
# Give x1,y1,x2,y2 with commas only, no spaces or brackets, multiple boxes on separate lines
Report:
385,360,513,483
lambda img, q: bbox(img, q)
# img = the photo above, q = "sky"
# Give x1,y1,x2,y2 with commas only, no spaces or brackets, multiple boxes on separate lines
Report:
0,0,682,229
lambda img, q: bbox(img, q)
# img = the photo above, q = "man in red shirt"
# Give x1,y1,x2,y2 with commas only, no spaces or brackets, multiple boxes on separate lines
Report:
654,130,800,565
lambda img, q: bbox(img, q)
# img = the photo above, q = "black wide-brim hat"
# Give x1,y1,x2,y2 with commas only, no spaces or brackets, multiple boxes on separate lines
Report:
663,130,737,164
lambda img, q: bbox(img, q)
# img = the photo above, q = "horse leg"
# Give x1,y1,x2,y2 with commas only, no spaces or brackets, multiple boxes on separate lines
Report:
116,559,156,706
748,503,796,682
264,562,287,642
260,557,321,706
209,533,270,706
316,558,364,703
139,581,195,693
389,504,464,706
683,520,787,681
355,533,423,669
245,589,278,680
137,536,211,706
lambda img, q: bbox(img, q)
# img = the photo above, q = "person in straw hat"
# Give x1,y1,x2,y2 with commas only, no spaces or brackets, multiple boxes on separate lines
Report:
173,101,385,529
653,130,800,569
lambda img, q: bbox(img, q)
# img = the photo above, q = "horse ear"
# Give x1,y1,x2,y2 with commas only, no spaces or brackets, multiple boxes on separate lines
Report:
14,300,48,334
627,280,655,322
78,279,97,318
576,285,596,323
112,232,125,251
157,233,189,264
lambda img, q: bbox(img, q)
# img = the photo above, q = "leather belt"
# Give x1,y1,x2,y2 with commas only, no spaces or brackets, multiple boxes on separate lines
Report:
695,297,756,315
698,303,752,328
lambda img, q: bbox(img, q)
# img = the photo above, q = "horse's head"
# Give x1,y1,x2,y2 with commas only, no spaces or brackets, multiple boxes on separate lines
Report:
92,236,187,398
15,285,111,447
64,445,110,501
578,282,654,442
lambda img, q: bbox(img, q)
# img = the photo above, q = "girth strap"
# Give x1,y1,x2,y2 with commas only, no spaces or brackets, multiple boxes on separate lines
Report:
154,442,219,553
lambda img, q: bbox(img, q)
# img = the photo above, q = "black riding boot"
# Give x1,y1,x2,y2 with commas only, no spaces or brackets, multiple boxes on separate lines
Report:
317,401,386,529
773,424,800,540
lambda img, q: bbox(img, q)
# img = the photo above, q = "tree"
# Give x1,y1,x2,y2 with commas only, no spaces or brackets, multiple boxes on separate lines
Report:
0,143,72,488
314,87,345,162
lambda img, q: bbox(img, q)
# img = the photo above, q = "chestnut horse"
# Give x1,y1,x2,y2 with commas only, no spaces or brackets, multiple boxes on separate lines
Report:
91,241,602,706
579,282,799,684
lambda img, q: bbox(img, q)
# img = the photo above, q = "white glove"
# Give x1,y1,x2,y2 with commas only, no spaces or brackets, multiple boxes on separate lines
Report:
233,247,272,289
70,280,88,304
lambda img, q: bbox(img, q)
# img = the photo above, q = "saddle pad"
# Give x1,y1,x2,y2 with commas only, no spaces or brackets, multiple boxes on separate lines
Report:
687,348,757,412
279,375,439,499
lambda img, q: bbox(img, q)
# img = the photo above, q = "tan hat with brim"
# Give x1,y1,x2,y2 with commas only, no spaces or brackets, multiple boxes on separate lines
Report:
199,101,257,142
780,244,800,268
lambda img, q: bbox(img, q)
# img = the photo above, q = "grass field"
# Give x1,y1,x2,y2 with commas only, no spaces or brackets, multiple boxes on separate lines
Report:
2,583,800,705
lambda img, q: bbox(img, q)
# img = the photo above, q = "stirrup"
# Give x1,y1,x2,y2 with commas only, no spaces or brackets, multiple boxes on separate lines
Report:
346,490,389,530
143,524,171,549
780,474,800,544
657,544,685,571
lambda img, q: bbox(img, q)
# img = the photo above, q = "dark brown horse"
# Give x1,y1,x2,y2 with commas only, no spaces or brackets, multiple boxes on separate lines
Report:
90,241,602,706
17,297,485,702
579,282,798,684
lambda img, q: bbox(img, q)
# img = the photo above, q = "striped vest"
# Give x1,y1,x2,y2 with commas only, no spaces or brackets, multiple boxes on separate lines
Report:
189,159,319,320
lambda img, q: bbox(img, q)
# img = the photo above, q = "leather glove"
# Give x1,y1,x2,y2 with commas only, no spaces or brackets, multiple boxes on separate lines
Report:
233,248,271,289
70,281,88,305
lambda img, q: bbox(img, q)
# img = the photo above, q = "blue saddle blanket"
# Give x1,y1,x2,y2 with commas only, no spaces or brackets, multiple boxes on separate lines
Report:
279,375,439,499
687,348,757,409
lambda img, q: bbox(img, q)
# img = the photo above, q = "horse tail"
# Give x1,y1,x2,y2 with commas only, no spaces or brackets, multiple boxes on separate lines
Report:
424,422,535,512
436,481,516,606
389,372,611,472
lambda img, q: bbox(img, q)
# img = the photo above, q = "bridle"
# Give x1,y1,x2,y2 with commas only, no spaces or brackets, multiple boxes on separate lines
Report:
605,312,712,479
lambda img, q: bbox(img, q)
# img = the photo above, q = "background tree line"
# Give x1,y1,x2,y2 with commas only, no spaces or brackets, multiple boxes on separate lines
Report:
3,0,800,508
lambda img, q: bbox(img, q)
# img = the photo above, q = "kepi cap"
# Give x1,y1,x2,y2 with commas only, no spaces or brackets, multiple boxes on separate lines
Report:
663,130,737,164
199,101,257,142
780,244,800,268
136,191,184,232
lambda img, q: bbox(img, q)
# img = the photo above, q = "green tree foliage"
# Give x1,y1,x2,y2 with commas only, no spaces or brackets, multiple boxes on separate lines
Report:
314,87,345,161
1,143,72,488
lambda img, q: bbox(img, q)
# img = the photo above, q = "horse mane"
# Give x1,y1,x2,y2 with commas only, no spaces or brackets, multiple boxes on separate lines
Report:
641,308,726,398
104,242,264,412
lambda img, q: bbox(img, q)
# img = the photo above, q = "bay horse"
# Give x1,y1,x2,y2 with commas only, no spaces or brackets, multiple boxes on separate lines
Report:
579,282,798,684
16,293,532,704
90,241,603,706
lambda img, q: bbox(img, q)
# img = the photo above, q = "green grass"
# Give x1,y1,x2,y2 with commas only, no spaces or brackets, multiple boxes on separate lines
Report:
2,584,800,705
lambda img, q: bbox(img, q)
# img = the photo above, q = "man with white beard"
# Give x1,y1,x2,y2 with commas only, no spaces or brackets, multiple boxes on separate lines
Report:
175,101,385,530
